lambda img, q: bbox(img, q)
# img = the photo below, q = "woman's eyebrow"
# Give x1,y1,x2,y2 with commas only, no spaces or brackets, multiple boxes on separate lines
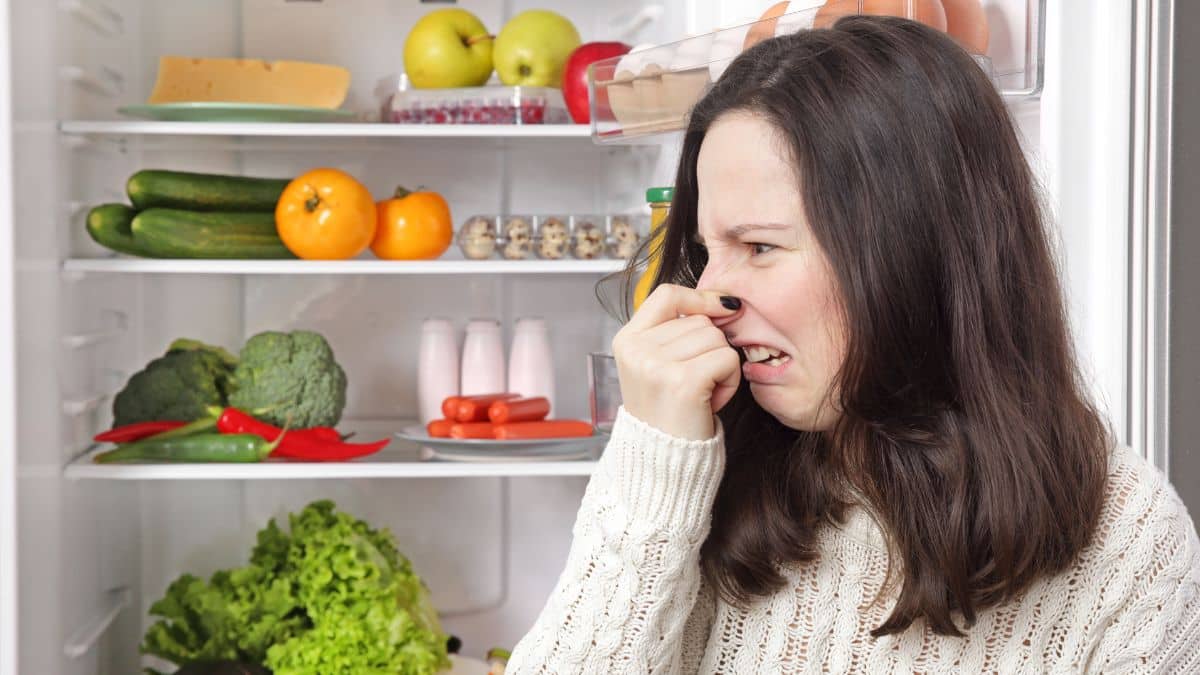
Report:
694,223,792,245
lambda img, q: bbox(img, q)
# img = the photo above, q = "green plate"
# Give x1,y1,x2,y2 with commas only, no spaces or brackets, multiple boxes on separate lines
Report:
118,102,356,123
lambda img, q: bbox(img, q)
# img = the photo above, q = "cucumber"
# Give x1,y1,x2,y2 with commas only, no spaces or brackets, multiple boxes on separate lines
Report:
86,203,154,257
131,209,297,259
127,170,290,212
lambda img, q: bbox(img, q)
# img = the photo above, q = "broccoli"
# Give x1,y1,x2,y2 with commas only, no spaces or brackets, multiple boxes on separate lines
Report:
168,337,239,368
112,345,234,427
228,330,347,429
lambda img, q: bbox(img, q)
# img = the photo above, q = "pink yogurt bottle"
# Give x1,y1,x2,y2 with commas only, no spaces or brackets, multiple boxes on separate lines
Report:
461,319,506,396
507,317,555,415
417,318,459,424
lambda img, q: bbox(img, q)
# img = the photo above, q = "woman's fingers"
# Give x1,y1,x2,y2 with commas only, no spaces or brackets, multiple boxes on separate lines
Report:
611,283,743,440
658,323,733,363
645,313,717,346
690,345,742,413
626,284,738,332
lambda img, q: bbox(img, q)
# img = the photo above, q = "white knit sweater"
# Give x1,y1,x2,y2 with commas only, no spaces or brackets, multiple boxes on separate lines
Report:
508,408,1200,674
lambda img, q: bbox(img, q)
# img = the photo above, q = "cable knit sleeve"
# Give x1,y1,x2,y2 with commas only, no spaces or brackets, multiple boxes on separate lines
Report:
506,407,725,675
1084,448,1200,674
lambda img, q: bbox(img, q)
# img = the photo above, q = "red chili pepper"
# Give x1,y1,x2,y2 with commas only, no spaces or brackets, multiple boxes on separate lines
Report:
216,408,332,441
215,407,385,462
271,436,388,462
94,420,187,444
216,407,281,438
307,426,342,443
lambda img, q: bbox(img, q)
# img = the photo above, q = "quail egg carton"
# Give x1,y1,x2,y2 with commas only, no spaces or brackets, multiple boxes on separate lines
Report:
587,0,1042,142
381,84,570,124
456,214,648,261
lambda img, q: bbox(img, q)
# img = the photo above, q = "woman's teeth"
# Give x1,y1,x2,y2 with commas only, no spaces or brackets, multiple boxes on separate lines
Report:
743,345,790,366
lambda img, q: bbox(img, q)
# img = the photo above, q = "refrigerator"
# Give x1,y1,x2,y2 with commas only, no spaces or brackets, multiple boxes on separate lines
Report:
0,0,1183,672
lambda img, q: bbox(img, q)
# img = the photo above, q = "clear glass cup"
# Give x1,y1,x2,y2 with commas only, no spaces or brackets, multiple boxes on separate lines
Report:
588,352,621,433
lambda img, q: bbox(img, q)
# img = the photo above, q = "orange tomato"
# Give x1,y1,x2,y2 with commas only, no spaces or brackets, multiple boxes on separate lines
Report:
371,187,453,260
275,168,377,260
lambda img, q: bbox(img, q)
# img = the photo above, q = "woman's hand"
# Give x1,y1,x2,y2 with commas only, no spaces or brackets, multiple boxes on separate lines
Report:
612,284,743,440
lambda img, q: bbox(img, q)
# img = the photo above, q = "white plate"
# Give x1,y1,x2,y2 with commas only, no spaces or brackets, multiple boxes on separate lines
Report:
396,425,604,462
117,102,356,123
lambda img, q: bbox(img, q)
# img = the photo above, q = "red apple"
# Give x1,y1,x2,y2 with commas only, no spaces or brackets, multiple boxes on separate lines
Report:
562,41,632,124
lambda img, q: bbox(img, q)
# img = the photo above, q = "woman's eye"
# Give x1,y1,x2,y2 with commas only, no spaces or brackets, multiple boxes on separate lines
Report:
749,242,776,256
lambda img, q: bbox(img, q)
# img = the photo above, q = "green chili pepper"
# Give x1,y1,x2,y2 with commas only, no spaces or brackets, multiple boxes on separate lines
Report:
137,414,219,442
94,429,284,464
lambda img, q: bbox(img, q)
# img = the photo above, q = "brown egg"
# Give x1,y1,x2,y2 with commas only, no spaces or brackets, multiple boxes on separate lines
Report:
942,0,989,54
814,0,948,33
744,2,793,50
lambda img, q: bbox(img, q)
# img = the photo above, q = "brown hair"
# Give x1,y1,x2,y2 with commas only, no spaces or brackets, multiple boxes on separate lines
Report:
614,16,1110,637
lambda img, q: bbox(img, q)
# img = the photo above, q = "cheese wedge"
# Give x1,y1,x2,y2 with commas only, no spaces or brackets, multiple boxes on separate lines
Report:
147,57,351,109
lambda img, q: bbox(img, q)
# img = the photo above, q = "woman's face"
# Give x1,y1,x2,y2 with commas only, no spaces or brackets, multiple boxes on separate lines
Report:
695,112,846,431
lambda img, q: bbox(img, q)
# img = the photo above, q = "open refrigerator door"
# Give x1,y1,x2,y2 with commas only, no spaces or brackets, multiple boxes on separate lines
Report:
0,0,17,672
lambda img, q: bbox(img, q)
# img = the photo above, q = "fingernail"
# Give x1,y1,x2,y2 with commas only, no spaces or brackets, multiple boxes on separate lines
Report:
720,296,742,311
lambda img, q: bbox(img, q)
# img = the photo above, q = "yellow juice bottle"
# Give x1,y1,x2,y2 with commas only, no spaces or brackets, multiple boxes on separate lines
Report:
634,187,674,311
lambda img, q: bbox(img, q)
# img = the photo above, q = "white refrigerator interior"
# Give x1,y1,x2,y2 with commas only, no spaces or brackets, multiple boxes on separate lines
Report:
0,1,1142,674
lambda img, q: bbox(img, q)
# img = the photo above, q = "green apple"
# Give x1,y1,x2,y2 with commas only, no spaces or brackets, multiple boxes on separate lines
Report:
494,10,582,87
404,9,494,88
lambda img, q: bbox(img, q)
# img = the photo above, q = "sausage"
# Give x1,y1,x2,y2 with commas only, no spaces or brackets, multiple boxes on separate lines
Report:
426,419,454,438
492,420,594,440
455,393,520,422
487,397,551,424
449,422,496,439
442,392,517,419
441,396,463,419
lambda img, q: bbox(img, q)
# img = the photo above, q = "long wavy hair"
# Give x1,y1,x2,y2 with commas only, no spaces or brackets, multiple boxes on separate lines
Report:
611,16,1111,637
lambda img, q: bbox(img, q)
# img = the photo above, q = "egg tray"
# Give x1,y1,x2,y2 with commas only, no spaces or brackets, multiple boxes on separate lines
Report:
456,214,647,261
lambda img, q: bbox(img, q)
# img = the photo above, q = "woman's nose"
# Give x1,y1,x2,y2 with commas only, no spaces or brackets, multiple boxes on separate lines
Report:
695,258,746,328
696,255,739,294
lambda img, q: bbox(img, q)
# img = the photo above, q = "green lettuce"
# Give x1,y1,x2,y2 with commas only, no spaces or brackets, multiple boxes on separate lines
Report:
141,500,449,675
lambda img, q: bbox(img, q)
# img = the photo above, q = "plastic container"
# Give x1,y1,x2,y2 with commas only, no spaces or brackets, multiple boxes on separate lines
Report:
499,215,536,260
381,82,570,125
606,214,645,260
589,0,1041,142
534,216,571,260
456,213,647,260
457,216,499,260
569,215,607,260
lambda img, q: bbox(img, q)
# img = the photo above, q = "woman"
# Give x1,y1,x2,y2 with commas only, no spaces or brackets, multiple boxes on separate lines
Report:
508,16,1200,673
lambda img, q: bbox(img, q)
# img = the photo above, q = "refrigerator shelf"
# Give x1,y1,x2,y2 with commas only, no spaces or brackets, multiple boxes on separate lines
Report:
62,258,626,275
58,120,593,139
62,587,130,659
65,450,598,480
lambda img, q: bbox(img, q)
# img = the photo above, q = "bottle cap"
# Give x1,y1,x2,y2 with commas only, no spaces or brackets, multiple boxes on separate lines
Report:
646,187,674,203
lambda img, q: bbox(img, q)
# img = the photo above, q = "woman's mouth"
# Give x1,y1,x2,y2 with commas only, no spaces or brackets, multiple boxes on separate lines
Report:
742,344,792,368
739,344,794,383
